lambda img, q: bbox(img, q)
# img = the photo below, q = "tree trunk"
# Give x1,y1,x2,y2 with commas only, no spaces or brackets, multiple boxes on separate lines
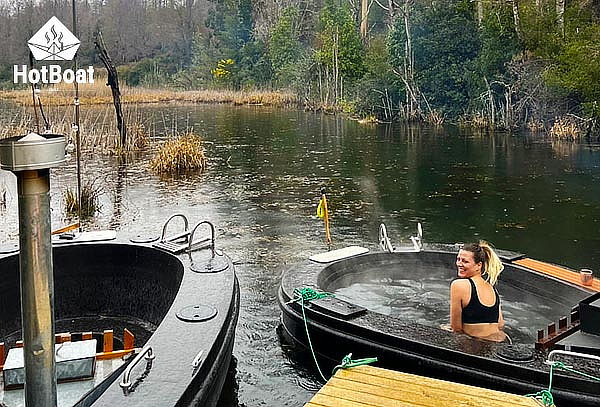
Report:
476,0,484,27
388,0,396,25
556,0,565,37
94,31,127,149
360,0,369,40
511,0,523,42
402,0,419,118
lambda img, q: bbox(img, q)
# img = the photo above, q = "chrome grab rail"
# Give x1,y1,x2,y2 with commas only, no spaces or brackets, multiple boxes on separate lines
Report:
546,349,600,367
379,222,423,253
188,221,217,255
410,222,423,251
160,213,190,243
119,346,155,392
379,223,393,253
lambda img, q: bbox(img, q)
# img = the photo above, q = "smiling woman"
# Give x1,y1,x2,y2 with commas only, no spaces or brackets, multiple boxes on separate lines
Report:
450,241,505,341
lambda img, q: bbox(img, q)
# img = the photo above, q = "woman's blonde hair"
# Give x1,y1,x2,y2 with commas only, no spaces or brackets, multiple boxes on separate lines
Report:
462,240,504,285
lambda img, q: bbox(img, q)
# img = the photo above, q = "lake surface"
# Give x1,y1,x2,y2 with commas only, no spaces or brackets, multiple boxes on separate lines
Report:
1,103,600,406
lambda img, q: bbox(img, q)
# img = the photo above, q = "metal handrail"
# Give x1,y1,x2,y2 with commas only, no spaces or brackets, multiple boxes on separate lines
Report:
119,346,155,392
547,349,600,367
379,223,393,253
160,213,189,243
188,221,217,256
379,222,424,253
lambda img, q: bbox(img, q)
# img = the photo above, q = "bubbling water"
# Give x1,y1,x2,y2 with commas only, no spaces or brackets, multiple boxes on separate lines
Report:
332,263,564,344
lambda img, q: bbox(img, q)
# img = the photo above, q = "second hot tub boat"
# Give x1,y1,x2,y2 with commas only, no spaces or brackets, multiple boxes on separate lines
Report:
278,224,600,406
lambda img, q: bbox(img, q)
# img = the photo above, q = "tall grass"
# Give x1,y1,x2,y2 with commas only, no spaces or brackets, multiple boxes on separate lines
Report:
0,76,297,108
65,181,102,219
0,105,149,154
150,130,206,174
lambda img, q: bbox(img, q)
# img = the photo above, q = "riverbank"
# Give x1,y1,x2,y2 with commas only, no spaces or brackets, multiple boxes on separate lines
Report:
0,82,298,108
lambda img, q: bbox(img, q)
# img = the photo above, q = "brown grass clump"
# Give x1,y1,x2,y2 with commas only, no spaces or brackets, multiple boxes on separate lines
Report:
425,110,445,126
150,132,206,174
65,181,102,219
527,119,545,133
550,117,581,139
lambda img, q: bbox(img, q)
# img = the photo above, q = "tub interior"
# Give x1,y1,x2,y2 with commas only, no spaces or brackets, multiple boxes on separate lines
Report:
0,243,183,348
318,252,589,343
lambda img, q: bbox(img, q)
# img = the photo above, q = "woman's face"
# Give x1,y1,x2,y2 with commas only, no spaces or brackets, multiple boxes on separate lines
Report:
456,249,482,278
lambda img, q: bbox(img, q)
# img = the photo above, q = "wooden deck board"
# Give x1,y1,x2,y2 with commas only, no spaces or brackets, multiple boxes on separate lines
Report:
304,365,542,407
513,258,600,291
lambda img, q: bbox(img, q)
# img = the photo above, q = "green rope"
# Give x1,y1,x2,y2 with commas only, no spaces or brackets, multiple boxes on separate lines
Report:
293,287,335,382
292,287,378,383
332,353,378,375
526,361,600,406
291,287,334,304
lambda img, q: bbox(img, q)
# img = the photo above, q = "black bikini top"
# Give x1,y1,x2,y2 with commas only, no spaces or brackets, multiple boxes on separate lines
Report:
461,278,500,324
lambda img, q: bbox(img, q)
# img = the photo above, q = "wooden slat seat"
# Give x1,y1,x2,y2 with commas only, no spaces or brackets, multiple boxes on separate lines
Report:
305,365,543,407
513,258,600,291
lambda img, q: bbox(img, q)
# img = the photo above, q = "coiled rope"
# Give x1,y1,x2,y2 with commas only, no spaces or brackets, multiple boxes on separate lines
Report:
526,361,600,406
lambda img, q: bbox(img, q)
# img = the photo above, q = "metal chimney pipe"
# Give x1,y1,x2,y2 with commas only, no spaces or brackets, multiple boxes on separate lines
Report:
17,168,57,407
1,133,66,407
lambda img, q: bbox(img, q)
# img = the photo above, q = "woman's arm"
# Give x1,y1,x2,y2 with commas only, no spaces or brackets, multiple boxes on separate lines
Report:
498,303,505,330
450,280,465,332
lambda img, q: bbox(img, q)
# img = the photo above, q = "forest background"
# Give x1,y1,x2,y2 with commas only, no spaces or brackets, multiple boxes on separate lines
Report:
0,0,598,133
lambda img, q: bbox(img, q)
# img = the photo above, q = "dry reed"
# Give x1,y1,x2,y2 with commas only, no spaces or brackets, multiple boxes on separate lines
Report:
550,117,581,139
0,105,150,154
527,119,545,133
425,110,445,126
0,79,297,108
64,181,102,219
150,131,206,174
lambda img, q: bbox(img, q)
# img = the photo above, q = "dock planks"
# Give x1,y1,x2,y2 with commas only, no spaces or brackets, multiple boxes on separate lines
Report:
304,365,542,407
514,258,600,291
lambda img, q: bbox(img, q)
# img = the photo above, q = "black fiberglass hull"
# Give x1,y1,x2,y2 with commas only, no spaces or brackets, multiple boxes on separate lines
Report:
278,250,600,406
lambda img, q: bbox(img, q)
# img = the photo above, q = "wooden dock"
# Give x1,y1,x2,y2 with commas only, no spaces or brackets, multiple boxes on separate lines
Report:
305,365,542,407
514,258,600,291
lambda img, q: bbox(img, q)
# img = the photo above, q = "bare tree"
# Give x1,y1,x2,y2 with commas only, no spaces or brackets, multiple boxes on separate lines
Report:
511,0,523,43
556,0,565,37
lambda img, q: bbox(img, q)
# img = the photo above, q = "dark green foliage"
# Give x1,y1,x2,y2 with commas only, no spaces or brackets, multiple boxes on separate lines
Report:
354,35,402,120
476,6,521,79
317,0,366,82
389,0,481,117
203,0,272,88
542,9,600,117
118,54,181,87
269,7,303,86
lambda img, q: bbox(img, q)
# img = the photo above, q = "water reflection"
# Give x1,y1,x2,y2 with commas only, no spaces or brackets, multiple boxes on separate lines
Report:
1,104,600,406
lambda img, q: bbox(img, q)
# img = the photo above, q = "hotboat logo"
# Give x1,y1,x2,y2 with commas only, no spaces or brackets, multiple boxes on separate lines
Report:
14,16,94,84
28,16,80,61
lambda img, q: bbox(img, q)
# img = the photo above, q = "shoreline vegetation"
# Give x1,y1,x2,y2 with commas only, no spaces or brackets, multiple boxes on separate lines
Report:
0,1,598,141
1,82,595,144
0,81,298,108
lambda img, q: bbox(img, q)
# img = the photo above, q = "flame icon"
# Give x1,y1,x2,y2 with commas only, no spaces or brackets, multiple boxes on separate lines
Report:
28,16,80,61
44,26,64,54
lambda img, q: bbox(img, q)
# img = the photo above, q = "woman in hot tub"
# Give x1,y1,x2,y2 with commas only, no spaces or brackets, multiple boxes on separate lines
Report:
450,241,506,342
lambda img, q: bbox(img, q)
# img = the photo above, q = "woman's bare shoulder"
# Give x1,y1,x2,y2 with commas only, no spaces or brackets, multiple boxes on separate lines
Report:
450,278,470,290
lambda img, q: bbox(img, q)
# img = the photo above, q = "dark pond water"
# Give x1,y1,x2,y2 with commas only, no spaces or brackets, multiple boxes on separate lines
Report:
1,103,600,406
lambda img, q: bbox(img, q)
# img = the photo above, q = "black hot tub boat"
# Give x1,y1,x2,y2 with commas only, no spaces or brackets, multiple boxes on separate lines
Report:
0,214,239,407
278,226,600,406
